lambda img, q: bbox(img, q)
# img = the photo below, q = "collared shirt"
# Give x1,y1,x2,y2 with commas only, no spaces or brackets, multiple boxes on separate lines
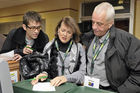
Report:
87,31,110,87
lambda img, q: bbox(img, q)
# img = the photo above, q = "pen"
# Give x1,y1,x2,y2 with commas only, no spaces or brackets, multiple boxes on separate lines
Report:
31,76,48,80
25,46,33,50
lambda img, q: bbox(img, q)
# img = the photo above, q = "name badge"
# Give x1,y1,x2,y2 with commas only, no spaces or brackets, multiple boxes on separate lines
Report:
84,75,100,89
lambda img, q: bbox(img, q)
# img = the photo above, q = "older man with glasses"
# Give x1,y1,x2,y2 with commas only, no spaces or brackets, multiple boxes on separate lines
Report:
0,11,49,61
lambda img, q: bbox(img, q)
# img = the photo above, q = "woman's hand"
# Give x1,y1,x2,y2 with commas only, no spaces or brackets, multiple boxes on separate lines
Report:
50,76,67,86
31,73,47,85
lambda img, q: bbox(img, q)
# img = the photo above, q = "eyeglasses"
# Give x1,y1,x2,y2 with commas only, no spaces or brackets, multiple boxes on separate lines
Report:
26,25,41,31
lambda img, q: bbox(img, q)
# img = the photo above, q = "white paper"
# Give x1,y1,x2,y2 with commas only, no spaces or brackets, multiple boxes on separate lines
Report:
0,50,14,57
84,76,100,89
32,82,55,91
0,50,14,61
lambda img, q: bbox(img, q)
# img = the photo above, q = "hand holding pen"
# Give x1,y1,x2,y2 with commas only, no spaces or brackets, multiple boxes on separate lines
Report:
31,73,48,85
23,45,33,54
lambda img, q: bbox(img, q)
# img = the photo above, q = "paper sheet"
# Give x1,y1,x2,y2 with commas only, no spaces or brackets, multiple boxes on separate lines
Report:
32,82,55,91
0,50,14,57
0,50,14,61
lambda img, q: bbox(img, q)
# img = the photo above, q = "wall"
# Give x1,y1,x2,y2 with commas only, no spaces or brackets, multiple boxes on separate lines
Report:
0,21,22,34
134,0,140,39
0,0,139,39
43,10,76,40
0,0,79,40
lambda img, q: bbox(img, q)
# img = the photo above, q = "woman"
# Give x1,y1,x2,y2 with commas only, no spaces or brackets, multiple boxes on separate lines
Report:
31,16,86,86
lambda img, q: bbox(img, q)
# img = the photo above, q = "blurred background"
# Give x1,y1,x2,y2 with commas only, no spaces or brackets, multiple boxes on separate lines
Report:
0,0,139,40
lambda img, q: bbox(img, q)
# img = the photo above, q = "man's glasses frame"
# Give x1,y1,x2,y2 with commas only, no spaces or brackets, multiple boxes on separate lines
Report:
26,25,41,31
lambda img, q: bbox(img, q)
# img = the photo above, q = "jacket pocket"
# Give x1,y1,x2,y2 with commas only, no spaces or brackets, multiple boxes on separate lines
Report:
68,60,76,74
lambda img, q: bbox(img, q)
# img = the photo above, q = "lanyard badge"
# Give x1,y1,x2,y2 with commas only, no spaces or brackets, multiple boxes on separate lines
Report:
55,40,73,75
90,33,110,74
84,75,100,89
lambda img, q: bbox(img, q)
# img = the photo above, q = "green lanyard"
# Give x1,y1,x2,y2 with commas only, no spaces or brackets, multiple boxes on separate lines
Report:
90,33,110,74
55,40,73,75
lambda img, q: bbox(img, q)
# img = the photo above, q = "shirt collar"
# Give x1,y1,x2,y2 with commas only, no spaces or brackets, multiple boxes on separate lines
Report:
96,30,110,44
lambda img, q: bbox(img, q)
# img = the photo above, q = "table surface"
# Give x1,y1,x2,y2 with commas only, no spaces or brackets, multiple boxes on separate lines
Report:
13,80,116,93
67,86,116,93
13,79,77,93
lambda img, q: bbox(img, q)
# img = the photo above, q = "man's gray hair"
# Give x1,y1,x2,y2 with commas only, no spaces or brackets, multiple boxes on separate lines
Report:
93,2,115,23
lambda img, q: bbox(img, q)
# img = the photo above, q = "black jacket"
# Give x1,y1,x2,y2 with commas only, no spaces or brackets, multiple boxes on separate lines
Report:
0,27,49,56
81,25,140,93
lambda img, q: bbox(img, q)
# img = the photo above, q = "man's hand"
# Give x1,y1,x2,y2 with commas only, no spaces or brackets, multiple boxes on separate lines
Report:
31,73,48,85
50,76,67,87
23,45,33,54
13,54,22,61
